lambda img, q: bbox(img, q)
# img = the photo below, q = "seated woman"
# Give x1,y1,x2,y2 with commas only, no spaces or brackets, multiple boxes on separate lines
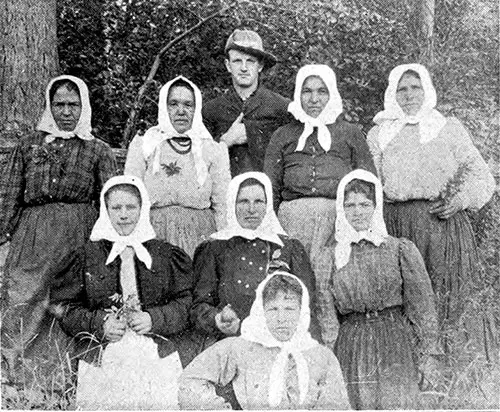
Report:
312,169,440,410
179,271,350,410
50,175,193,410
125,76,230,257
191,172,318,344
367,64,496,363
264,64,375,256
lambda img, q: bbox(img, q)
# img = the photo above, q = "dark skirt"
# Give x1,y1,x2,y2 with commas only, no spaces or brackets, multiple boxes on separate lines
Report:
1,202,97,380
384,200,496,363
334,306,419,410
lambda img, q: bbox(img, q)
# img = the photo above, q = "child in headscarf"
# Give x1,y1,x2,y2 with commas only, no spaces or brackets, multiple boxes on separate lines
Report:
51,175,193,409
312,169,440,409
0,75,116,382
125,76,230,257
367,63,496,363
179,271,350,410
264,64,376,256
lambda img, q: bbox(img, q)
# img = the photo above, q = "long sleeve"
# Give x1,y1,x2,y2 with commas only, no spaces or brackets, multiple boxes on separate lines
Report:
0,143,25,240
124,134,147,179
178,338,239,409
95,141,118,197
190,241,221,334
209,142,231,229
313,348,351,410
448,117,495,210
146,245,193,336
366,125,383,177
50,248,107,340
349,127,377,175
311,246,340,346
399,238,440,356
264,128,286,212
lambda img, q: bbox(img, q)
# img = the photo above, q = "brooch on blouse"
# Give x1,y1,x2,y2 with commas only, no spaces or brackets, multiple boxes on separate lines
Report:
30,143,66,175
161,161,182,177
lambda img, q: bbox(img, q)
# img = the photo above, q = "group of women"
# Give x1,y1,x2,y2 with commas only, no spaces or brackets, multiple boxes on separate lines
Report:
0,61,495,410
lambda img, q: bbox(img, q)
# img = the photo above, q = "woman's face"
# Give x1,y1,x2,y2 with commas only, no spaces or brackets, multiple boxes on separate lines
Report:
264,290,301,342
106,189,141,236
235,184,267,230
395,73,425,116
344,191,375,232
51,86,82,131
300,75,330,118
167,85,195,134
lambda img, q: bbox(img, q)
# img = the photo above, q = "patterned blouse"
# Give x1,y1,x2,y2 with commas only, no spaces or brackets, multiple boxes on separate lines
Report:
312,236,440,356
124,134,230,229
367,117,495,210
0,132,117,239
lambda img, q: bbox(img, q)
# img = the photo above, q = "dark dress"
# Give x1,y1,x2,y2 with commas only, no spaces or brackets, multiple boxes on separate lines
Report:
0,132,116,373
312,236,439,409
203,85,291,176
50,239,194,367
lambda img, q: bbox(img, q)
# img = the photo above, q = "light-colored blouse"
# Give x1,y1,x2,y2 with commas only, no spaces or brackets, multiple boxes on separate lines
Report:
178,336,350,410
124,134,230,229
367,117,494,210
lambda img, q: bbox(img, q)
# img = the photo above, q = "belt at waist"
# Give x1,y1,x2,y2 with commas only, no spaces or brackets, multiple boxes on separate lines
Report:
338,305,403,324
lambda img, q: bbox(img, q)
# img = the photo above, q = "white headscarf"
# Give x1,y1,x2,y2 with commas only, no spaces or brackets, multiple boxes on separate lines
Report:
241,271,318,407
334,169,388,269
141,76,213,186
90,175,156,269
287,64,343,152
37,75,94,144
210,172,286,246
373,63,447,151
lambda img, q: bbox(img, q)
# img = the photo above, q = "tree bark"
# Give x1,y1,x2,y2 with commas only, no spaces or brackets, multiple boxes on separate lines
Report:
0,0,59,146
418,0,435,64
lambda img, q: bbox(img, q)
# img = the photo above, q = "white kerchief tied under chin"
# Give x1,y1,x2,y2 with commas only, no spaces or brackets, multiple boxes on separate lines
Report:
334,170,388,269
37,75,95,144
210,172,287,247
288,64,343,153
240,272,319,407
373,63,447,151
90,175,156,270
141,76,213,186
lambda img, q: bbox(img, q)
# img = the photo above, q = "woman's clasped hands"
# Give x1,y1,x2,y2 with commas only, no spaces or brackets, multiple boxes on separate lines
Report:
103,310,152,342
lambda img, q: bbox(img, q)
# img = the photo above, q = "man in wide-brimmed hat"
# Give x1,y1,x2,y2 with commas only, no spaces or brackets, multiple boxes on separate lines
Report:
203,29,291,176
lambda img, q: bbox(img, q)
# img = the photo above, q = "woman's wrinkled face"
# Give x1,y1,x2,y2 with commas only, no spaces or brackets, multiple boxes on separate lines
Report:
106,189,141,236
344,191,375,232
235,184,267,230
51,86,82,131
264,290,301,342
395,73,425,116
167,85,195,134
300,75,330,118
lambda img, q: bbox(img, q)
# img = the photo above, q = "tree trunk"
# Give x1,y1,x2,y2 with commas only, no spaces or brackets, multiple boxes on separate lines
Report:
0,0,59,146
419,0,435,64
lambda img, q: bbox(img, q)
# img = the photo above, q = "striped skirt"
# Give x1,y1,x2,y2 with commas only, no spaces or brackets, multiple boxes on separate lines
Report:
384,199,496,363
278,197,336,257
334,306,419,410
150,205,216,258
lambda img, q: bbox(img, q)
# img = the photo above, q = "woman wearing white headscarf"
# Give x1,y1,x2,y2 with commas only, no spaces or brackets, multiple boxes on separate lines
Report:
264,64,376,256
312,169,440,409
51,175,193,409
367,64,496,362
180,271,350,410
125,76,230,257
0,75,116,380
191,172,317,344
